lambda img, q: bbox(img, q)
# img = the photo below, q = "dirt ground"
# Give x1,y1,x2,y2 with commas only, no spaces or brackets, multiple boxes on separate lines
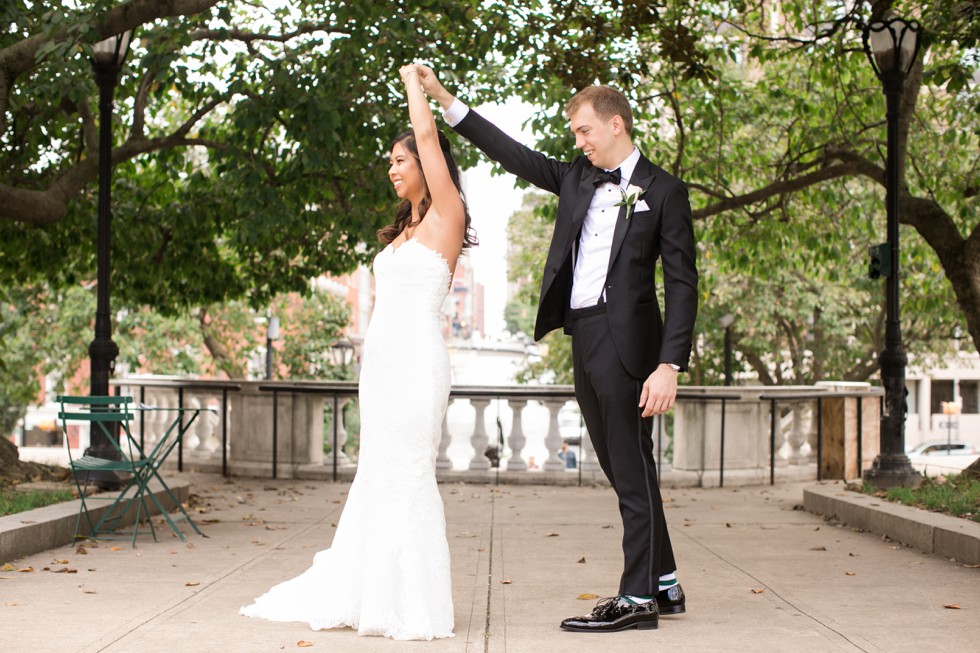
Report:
0,437,70,488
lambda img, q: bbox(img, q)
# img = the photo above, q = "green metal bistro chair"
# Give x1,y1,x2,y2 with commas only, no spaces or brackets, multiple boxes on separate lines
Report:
130,405,204,542
57,395,157,546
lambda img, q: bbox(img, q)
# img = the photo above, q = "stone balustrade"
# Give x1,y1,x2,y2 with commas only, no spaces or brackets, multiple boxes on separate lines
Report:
112,378,883,487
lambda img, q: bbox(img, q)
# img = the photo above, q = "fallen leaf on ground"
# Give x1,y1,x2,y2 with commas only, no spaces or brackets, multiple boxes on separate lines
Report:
751,588,765,594
501,580,512,585
809,546,827,551
1,563,15,572
4,602,16,606
109,547,122,551
943,604,961,609
845,571,856,576
455,531,475,538
546,532,560,537
578,593,599,600
185,581,200,587
297,640,313,647
18,567,34,573
577,557,586,564
53,568,77,574
53,559,69,564
75,546,88,555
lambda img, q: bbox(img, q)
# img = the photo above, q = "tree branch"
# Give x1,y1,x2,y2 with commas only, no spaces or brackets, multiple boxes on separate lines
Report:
0,95,225,225
0,0,220,135
692,162,858,220
131,70,155,139
190,22,351,44
74,98,98,154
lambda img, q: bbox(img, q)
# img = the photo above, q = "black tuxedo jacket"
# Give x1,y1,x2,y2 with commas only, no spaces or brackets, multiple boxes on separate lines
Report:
454,109,698,379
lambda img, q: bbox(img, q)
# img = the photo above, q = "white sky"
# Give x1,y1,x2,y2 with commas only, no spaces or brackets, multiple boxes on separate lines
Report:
458,97,536,338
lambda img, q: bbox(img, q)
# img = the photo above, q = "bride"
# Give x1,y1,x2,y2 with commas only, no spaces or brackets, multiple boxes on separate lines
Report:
240,63,477,640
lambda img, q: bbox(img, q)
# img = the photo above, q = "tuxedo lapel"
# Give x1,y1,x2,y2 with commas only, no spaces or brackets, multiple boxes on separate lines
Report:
606,155,657,274
559,168,602,260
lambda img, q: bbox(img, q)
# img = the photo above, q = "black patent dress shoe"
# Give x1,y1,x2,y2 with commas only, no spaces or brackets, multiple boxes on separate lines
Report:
655,583,686,615
560,596,659,632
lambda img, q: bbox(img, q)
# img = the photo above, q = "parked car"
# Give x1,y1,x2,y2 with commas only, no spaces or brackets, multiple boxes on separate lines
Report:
906,440,978,456
906,440,979,476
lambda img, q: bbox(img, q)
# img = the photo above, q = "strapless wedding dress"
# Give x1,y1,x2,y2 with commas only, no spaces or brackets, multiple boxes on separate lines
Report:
241,238,454,640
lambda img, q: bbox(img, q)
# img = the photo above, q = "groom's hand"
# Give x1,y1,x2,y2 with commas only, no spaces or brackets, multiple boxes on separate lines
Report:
638,364,679,417
415,64,455,110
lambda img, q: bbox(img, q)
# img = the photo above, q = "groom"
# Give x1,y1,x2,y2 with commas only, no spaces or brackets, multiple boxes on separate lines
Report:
417,67,697,632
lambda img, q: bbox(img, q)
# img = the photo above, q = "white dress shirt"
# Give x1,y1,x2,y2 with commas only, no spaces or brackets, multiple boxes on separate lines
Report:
570,147,640,309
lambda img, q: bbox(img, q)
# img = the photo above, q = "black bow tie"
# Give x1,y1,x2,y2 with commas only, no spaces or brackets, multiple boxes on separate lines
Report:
593,168,622,187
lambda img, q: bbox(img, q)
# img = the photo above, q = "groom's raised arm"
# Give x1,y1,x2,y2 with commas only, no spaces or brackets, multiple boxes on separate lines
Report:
416,65,570,196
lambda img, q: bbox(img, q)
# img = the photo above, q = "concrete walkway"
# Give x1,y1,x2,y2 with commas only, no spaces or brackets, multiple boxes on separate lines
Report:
1,473,977,653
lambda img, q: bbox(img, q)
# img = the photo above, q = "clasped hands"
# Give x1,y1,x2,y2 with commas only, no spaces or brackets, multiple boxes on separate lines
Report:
399,63,439,92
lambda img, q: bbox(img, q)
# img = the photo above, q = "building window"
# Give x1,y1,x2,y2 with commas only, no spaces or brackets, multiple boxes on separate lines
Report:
962,381,979,414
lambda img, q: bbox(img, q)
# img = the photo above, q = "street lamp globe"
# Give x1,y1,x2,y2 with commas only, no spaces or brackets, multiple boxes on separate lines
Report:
331,340,355,369
93,30,134,68
862,14,922,81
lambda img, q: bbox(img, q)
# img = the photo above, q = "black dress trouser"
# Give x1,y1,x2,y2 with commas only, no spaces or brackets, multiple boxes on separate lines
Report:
569,305,676,597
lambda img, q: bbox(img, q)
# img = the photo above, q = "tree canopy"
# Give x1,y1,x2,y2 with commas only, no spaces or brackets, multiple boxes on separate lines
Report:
501,0,976,383
0,0,517,309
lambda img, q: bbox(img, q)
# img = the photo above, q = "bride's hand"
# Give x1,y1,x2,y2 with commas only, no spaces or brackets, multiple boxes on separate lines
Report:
399,64,420,83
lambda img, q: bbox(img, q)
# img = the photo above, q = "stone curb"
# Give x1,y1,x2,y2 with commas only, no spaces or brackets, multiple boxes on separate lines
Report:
803,481,980,565
0,479,190,563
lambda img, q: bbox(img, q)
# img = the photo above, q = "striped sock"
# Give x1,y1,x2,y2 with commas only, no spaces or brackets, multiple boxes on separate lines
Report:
624,594,653,604
658,573,678,592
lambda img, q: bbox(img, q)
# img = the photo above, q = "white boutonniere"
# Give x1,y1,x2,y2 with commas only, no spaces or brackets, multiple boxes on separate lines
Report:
615,184,645,220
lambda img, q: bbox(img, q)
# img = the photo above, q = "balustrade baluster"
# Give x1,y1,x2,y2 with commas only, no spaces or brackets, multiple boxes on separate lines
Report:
505,399,528,471
468,398,491,471
541,399,565,471
437,412,453,470
787,400,808,465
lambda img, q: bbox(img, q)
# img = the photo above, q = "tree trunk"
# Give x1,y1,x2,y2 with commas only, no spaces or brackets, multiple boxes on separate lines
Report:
962,456,980,480
0,436,69,484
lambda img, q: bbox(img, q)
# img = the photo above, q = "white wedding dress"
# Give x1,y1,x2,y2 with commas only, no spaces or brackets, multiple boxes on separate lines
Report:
241,238,455,640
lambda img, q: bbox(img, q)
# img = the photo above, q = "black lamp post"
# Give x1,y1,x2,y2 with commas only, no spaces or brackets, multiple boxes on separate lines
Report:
861,14,922,489
88,30,132,399
85,31,132,485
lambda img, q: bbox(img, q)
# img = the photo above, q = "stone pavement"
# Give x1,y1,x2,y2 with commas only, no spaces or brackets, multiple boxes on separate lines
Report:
1,473,977,653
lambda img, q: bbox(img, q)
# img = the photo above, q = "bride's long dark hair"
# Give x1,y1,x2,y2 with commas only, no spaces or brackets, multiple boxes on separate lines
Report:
377,129,478,249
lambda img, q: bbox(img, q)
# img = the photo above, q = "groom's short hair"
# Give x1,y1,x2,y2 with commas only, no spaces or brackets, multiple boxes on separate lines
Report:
564,86,633,134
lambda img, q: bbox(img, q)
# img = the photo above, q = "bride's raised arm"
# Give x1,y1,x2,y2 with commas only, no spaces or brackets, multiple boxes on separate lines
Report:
399,64,465,249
